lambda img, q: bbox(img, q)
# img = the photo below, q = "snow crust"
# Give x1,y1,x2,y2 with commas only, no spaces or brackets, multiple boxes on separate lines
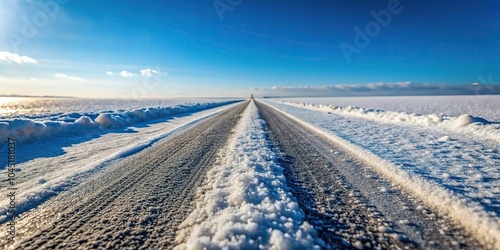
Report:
175,101,320,250
0,101,239,147
277,101,500,143
279,96,500,122
262,100,500,249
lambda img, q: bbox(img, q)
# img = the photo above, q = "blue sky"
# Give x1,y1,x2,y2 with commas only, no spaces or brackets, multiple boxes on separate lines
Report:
0,0,499,98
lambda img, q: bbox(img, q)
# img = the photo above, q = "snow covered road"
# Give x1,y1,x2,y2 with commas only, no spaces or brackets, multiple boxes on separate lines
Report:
0,99,496,249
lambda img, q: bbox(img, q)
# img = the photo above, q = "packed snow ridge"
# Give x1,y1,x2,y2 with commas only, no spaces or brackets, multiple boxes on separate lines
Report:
175,101,321,250
0,101,239,147
278,101,500,143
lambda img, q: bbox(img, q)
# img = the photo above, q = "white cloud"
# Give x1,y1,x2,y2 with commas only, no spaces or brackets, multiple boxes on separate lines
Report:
107,69,163,77
54,73,84,81
0,51,38,64
140,69,160,77
119,70,134,77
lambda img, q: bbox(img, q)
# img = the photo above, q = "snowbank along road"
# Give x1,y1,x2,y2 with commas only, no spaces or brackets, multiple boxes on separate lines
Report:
1,99,496,249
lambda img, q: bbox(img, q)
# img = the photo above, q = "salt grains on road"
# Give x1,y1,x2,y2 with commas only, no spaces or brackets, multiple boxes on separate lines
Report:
175,101,322,250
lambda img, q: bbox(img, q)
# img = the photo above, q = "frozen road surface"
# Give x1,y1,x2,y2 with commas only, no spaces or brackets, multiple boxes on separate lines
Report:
1,99,498,249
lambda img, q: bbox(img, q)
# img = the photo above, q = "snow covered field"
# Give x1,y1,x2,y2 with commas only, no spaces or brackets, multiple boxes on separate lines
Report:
264,97,500,248
277,97,500,143
0,98,241,147
0,97,237,121
280,96,500,122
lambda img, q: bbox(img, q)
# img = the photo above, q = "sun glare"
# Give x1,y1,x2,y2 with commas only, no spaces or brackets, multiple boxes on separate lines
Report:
0,97,18,115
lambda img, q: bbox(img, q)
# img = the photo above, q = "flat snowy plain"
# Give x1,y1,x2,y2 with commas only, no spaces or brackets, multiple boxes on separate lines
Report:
0,96,498,249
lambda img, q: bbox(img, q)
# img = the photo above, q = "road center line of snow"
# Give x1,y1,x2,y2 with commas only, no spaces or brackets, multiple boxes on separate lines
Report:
260,101,500,250
174,101,321,250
